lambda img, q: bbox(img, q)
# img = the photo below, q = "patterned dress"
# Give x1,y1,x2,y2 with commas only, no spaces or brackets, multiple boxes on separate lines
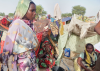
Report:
36,39,55,68
2,19,38,71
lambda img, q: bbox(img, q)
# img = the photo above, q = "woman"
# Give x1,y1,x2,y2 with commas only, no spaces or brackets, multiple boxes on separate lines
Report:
2,0,39,71
36,30,55,71
77,43,97,71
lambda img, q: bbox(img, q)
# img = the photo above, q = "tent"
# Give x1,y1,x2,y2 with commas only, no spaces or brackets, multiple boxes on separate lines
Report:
62,17,71,22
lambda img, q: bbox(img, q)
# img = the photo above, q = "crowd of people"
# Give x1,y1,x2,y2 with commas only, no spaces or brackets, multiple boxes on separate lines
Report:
0,0,100,71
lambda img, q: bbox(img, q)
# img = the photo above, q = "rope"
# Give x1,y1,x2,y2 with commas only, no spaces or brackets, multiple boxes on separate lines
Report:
61,59,70,71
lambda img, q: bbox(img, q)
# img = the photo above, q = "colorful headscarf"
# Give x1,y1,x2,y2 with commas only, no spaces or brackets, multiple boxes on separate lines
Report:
85,47,95,66
14,0,34,19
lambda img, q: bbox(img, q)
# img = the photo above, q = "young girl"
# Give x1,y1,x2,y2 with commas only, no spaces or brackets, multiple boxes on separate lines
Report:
36,31,55,71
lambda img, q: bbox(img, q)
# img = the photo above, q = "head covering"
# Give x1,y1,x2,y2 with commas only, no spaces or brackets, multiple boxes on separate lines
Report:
85,46,95,67
14,0,34,19
44,41,49,43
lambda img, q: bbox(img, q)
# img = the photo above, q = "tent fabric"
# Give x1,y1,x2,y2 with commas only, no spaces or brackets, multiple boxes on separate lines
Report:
56,14,99,65
67,14,97,39
62,17,71,22
62,22,65,25
56,31,68,66
50,22,59,37
54,3,61,20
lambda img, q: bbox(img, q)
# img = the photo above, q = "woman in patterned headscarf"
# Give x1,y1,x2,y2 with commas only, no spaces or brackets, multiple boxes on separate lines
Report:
2,0,39,71
77,43,97,71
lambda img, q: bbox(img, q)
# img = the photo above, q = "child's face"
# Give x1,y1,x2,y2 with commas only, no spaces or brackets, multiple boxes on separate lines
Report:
45,42,50,46
44,42,50,51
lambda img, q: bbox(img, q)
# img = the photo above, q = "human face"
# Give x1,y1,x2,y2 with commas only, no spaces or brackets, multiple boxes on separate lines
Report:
86,45,93,53
24,3,36,20
41,31,48,41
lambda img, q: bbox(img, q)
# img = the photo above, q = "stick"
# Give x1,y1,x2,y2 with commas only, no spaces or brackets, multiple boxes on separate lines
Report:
48,29,59,55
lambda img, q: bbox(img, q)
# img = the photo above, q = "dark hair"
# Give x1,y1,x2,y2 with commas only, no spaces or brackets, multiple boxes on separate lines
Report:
86,43,94,50
30,1,36,6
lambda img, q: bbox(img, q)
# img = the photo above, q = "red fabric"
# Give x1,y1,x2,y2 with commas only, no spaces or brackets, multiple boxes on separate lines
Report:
95,49,100,53
45,60,51,64
1,18,7,26
35,32,43,57
0,40,5,54
62,22,65,25
49,61,55,68
44,41,49,43
40,64,43,68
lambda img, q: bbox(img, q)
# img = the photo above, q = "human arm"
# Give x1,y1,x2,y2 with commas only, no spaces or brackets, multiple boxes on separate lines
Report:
38,52,47,58
77,57,92,71
94,21,100,35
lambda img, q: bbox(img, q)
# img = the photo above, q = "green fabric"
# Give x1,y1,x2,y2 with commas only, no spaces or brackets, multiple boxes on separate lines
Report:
49,59,52,63
39,50,43,54
56,31,68,66
36,58,39,63
14,0,33,19
50,34,58,41
66,33,100,53
41,63,47,67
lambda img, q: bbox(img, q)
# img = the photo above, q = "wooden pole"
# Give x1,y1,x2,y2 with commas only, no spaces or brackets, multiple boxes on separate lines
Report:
48,29,59,55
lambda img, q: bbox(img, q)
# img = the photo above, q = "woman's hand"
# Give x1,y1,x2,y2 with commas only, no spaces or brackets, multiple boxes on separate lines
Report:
38,52,47,58
92,66,95,70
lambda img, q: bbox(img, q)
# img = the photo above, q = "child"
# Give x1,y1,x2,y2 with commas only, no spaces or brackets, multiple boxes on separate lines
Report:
37,41,55,71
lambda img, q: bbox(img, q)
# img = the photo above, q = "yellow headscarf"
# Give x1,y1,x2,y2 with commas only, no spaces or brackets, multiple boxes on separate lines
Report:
85,47,95,66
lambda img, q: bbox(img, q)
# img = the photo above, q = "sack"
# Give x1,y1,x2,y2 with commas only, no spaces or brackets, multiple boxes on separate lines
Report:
68,14,97,39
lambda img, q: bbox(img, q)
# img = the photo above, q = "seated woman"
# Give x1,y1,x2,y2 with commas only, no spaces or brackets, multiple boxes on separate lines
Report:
36,31,55,71
77,43,97,71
